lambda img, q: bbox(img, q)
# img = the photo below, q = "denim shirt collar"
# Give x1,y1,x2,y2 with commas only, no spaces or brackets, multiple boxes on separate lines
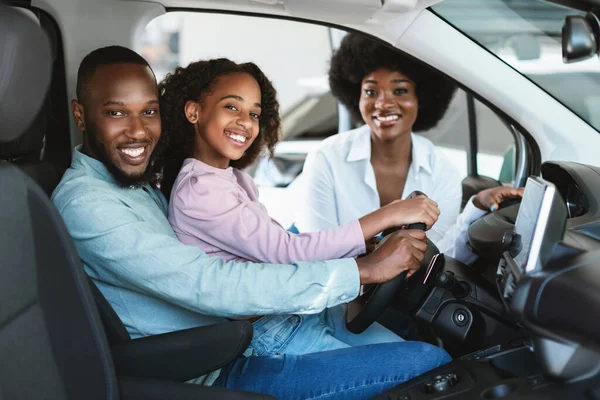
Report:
70,145,118,184
345,124,433,176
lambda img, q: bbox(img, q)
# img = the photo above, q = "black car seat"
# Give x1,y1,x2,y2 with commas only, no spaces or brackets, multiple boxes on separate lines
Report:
0,99,66,196
0,7,66,196
0,6,272,399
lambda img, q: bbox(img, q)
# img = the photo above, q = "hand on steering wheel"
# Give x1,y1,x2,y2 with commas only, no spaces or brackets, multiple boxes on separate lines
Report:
346,191,440,334
473,186,524,212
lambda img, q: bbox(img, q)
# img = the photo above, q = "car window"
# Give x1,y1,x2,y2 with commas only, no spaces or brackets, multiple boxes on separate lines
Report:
136,12,338,226
136,12,338,142
419,88,515,183
137,12,516,227
433,0,600,134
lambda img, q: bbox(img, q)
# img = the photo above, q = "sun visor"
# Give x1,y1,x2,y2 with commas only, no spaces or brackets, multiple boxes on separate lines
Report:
283,0,382,24
279,0,442,25
382,0,443,13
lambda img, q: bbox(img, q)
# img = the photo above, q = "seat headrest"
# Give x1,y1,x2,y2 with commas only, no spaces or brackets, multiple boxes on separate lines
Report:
0,5,52,144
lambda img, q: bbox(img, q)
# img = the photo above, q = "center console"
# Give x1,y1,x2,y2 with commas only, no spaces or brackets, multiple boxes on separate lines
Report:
372,340,600,399
496,177,565,306
374,176,600,399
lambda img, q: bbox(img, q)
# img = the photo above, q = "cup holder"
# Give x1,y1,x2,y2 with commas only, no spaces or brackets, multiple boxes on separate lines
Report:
482,383,518,399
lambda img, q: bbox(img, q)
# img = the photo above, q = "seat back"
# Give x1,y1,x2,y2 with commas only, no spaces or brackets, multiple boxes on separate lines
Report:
0,6,118,399
0,101,66,196
88,279,132,345
0,7,65,196
0,165,119,400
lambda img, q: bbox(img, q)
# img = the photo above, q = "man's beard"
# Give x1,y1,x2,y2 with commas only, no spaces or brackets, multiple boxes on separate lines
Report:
85,127,157,188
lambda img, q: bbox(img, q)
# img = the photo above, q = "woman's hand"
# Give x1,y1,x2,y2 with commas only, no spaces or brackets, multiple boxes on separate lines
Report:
473,186,524,212
358,195,439,241
386,196,440,231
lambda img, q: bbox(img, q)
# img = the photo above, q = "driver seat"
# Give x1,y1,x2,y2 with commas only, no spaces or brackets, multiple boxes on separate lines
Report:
0,6,272,399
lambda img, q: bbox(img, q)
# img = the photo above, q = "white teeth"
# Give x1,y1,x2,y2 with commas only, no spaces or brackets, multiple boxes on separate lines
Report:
120,147,145,157
376,115,399,122
227,133,247,143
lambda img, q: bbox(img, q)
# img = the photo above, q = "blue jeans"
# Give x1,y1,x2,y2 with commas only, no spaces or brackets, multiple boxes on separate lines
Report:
214,341,451,399
246,304,404,357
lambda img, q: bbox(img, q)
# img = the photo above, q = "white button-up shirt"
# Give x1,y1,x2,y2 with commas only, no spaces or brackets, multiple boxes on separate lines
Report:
293,124,486,264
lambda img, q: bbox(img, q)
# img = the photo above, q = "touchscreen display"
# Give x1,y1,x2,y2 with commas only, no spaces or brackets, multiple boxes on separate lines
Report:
512,178,556,273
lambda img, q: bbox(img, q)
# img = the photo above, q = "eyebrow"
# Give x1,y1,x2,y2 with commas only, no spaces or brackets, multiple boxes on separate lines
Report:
102,99,159,106
363,79,412,84
220,94,261,108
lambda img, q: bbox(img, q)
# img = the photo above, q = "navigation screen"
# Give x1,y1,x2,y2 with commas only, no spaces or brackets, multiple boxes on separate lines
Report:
512,178,556,273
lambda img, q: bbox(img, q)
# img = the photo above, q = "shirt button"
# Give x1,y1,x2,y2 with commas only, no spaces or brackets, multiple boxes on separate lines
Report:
340,295,349,301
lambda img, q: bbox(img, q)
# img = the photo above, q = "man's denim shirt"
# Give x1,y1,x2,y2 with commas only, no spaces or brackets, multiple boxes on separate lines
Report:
52,147,360,340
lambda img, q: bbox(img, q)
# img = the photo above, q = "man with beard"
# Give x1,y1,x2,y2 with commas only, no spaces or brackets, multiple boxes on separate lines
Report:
52,46,450,399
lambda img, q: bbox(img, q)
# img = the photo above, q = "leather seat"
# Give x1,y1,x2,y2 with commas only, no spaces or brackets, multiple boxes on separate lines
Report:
0,6,272,399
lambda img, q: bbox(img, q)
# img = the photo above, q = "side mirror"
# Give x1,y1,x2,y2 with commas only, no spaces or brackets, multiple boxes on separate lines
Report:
562,12,600,63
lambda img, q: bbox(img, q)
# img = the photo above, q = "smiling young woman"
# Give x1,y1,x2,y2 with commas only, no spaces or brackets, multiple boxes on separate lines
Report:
295,33,460,245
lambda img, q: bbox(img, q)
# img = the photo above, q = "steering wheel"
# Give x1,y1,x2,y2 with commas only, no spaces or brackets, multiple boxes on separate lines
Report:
467,199,521,262
346,191,440,334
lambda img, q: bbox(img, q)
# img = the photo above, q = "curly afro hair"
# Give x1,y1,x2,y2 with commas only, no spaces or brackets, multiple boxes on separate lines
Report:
329,33,456,132
156,58,280,198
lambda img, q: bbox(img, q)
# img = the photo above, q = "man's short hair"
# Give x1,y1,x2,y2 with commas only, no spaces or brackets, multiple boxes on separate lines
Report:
76,45,153,102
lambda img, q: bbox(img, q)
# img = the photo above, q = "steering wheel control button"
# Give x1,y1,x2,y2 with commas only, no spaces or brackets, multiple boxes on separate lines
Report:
501,231,514,247
453,309,469,327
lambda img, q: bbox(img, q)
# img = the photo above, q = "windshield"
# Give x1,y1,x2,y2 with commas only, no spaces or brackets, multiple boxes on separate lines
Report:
433,0,600,133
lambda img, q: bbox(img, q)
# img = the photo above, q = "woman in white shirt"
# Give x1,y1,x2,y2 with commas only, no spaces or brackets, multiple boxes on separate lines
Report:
295,33,522,264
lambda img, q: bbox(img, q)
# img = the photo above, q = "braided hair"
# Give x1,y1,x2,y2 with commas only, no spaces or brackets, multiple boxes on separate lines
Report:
156,58,280,198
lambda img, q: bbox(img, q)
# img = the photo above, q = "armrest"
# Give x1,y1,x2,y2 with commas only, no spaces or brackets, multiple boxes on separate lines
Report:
112,321,252,382
119,377,276,400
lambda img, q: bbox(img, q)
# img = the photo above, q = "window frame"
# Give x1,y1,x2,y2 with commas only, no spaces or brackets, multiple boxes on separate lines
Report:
157,7,542,184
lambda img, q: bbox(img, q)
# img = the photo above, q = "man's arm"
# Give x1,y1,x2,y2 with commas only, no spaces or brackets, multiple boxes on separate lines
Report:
59,192,360,318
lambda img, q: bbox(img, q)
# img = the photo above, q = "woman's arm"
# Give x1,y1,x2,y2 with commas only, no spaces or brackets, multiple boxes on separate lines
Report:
296,149,439,237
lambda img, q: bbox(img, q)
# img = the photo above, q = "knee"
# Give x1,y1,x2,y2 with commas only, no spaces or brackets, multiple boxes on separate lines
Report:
409,341,452,369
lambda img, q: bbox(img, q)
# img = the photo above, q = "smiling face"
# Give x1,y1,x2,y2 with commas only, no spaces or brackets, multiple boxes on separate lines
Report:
358,68,418,143
72,63,160,186
187,72,262,169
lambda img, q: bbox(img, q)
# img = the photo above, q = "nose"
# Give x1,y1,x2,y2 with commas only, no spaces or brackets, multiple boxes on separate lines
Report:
236,113,253,130
126,115,148,139
375,91,394,110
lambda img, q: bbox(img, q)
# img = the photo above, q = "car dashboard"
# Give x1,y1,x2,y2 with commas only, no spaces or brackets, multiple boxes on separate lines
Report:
374,161,600,399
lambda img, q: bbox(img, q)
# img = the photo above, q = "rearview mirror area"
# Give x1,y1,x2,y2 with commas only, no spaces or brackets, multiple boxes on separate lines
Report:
562,12,600,63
